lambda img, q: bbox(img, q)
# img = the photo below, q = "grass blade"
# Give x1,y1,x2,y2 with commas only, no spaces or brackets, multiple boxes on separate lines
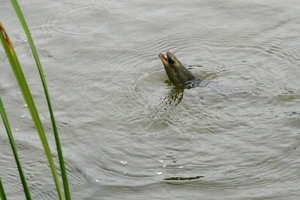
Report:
9,1,71,199
0,23,64,200
0,177,7,200
0,97,32,200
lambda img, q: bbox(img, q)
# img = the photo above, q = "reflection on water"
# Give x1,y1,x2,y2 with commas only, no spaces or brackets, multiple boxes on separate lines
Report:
158,86,184,111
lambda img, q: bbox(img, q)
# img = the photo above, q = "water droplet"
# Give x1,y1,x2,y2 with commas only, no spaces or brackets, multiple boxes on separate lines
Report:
159,160,164,163
95,179,101,182
156,171,162,175
20,114,25,118
178,166,184,169
120,160,127,165
162,164,166,168
15,128,18,131
22,104,27,108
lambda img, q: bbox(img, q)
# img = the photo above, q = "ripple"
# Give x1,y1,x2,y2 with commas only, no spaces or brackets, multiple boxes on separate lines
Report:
256,38,300,65
99,68,144,114
133,69,183,120
43,2,116,37
0,139,86,199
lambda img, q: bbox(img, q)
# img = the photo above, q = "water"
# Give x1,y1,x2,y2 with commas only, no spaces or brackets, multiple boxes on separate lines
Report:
1,0,300,199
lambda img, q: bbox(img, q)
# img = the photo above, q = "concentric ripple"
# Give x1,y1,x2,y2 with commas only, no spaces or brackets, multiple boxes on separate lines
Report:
43,2,116,37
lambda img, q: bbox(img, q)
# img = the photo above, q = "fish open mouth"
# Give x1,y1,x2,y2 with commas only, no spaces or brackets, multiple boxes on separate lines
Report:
158,52,168,64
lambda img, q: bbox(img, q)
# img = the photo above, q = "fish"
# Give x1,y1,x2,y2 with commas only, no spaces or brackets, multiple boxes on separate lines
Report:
158,51,201,88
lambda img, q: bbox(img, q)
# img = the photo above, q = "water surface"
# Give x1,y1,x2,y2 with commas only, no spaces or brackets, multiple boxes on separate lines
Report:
1,0,300,199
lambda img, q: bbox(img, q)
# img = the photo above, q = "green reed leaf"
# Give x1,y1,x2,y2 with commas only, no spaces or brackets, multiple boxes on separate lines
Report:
0,22,64,200
0,177,7,200
0,96,32,200
9,1,71,199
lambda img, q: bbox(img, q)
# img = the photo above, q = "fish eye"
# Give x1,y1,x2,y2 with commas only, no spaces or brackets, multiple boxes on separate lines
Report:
169,58,175,64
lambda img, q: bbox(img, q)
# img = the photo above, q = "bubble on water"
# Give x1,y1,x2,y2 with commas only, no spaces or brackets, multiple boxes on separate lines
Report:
15,128,18,131
95,179,101,182
20,114,25,118
159,160,164,163
156,171,162,175
120,160,127,165
178,166,184,169
162,164,167,168
22,104,27,108
123,171,127,175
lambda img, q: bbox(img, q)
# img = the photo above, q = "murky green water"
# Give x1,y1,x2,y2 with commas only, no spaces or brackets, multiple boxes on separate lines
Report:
1,0,300,199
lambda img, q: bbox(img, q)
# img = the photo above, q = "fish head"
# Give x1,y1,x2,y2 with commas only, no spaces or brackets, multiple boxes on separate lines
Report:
158,51,195,86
